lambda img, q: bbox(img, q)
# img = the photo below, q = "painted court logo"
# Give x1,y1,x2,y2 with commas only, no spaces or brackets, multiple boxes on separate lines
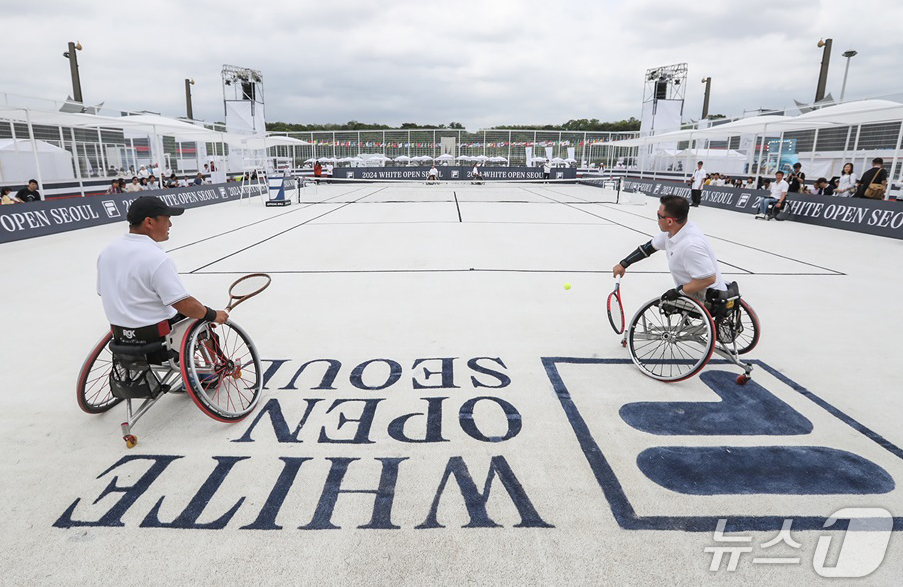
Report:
55,355,902,542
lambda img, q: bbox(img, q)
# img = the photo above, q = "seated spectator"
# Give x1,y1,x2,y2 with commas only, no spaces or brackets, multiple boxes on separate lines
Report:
124,177,143,193
2,187,24,205
139,178,149,190
166,174,178,188
193,173,205,186
811,177,832,196
147,175,159,191
137,165,150,179
834,163,857,197
744,177,756,189
105,179,122,194
178,176,191,188
755,171,789,219
15,179,41,202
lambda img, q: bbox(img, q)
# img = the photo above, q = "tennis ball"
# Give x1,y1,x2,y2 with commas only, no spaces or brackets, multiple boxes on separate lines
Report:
564,283,571,290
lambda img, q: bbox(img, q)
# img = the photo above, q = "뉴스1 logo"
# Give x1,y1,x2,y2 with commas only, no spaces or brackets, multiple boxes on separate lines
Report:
705,508,893,577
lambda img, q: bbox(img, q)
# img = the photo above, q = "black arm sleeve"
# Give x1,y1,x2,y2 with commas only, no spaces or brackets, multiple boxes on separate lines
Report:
620,241,657,268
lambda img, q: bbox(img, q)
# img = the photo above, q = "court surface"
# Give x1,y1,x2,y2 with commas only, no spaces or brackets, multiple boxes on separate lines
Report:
2,181,902,586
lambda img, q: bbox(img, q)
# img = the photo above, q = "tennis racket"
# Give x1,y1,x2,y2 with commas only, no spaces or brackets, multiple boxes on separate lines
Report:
226,273,272,311
607,276,625,334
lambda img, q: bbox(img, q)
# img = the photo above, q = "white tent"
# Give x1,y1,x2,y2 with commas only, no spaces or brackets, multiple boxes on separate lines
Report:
0,139,74,182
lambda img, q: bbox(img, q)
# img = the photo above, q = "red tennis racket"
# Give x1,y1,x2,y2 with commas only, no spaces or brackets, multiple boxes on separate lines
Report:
607,276,625,334
226,273,272,311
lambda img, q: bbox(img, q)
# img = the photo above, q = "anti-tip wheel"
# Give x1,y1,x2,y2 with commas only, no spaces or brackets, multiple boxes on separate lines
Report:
621,339,627,348
736,374,750,386
124,435,138,449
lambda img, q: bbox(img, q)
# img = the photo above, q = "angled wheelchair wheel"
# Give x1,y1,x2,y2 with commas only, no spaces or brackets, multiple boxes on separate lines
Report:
180,320,262,422
77,331,123,414
627,296,715,382
735,300,760,355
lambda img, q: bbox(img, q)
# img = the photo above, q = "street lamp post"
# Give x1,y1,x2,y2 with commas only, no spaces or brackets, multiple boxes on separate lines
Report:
62,41,83,103
840,50,858,103
815,38,832,103
185,79,195,120
701,77,712,119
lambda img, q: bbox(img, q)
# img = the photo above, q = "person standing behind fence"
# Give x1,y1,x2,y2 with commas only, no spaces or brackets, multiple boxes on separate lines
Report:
689,161,706,207
854,158,888,199
835,163,857,197
787,162,805,193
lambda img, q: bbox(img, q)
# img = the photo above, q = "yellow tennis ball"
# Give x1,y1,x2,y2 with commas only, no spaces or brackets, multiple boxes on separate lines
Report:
564,283,571,290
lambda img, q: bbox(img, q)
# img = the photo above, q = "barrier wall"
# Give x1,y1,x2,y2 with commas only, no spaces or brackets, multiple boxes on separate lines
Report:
599,177,903,240
0,182,268,244
335,166,577,181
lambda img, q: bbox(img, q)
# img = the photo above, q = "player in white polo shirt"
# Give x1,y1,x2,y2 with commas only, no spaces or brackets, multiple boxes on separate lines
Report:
612,195,726,303
97,196,228,347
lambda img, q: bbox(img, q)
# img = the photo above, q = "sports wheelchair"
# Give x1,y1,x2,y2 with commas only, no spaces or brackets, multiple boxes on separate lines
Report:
624,282,760,384
76,318,263,448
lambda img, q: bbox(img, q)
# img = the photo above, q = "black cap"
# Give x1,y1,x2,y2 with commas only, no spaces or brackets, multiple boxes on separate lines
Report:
127,196,185,224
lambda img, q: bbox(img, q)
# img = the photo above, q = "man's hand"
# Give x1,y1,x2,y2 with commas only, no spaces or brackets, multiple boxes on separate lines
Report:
214,310,229,324
612,264,626,278
660,287,682,302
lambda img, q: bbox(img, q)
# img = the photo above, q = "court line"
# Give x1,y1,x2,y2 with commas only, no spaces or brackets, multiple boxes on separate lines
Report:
186,268,837,276
525,186,845,276
167,185,373,253
187,187,386,273
453,191,463,222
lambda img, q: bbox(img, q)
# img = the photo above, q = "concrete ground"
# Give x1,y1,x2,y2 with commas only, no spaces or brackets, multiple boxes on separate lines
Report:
2,182,901,586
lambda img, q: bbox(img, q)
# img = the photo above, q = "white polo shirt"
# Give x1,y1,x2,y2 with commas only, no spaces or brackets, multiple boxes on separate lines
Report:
96,233,190,327
769,179,789,199
651,221,726,291
691,167,707,189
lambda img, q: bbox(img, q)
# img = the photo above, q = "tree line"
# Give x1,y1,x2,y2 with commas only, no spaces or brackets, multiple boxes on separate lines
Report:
266,118,640,133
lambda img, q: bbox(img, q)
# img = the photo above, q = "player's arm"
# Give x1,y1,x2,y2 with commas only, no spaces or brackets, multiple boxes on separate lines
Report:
172,296,229,324
613,240,657,277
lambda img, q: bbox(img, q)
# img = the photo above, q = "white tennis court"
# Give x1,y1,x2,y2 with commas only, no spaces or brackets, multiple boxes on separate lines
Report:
2,181,901,586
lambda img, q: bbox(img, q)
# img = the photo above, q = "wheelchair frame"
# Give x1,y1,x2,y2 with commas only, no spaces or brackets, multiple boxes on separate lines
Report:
77,318,262,448
623,292,760,384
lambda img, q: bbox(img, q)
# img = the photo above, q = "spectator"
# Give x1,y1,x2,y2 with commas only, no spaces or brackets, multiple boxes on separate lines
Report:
755,171,789,219
811,178,832,196
194,173,205,186
688,161,706,207
167,173,178,188
137,165,150,179
147,175,159,191
787,162,805,193
835,163,857,197
105,179,122,194
124,177,143,193
139,178,149,191
178,176,191,188
854,158,888,199
744,177,756,189
15,179,41,202
2,187,24,205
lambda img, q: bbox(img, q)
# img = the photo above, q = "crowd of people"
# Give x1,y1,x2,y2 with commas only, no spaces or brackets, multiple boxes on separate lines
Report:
1,172,209,205
690,158,892,199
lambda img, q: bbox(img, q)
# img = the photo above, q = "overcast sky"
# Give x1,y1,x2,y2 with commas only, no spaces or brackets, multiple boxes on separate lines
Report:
3,0,901,130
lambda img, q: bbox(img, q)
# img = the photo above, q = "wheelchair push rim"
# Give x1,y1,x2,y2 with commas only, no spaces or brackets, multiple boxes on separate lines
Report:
627,296,716,382
180,319,262,422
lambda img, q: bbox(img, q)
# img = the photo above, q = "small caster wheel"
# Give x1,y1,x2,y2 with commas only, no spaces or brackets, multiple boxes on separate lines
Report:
124,435,138,448
621,339,627,348
736,374,750,386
